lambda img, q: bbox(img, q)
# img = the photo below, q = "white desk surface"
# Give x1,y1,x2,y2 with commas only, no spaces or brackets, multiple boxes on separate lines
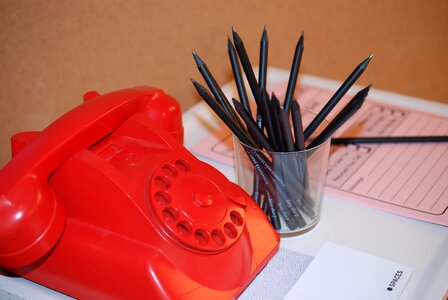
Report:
183,71,448,300
1,71,447,300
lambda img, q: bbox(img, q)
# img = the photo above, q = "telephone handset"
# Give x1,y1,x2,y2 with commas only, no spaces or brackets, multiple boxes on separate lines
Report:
0,86,279,299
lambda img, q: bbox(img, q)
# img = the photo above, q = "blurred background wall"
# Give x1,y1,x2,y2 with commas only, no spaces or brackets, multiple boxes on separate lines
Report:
1,0,447,167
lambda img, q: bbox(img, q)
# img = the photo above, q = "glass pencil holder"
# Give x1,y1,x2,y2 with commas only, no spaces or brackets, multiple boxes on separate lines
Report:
233,135,331,235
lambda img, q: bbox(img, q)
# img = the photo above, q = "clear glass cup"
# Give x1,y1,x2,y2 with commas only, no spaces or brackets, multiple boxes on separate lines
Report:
233,131,331,235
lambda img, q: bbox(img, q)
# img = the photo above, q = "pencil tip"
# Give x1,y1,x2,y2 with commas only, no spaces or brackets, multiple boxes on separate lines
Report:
232,28,242,44
359,54,373,69
232,26,238,37
191,79,200,91
192,51,204,65
356,85,372,100
261,26,268,40
191,79,207,94
297,32,304,46
191,78,201,87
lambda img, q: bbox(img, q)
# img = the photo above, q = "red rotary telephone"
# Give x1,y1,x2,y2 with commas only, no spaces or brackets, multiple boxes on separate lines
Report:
0,86,279,299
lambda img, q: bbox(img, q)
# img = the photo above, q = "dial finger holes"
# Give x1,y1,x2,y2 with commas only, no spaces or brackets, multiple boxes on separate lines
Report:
211,230,225,246
224,223,237,239
155,176,171,189
176,221,192,237
175,159,190,172
194,229,209,245
162,207,178,223
230,210,243,226
161,164,178,178
154,191,171,205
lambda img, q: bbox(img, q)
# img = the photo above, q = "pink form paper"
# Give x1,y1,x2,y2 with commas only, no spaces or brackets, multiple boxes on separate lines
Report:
190,82,448,226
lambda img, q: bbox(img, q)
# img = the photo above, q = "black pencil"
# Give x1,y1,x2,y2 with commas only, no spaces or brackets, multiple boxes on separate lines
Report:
259,88,279,150
290,99,311,193
195,78,304,205
270,94,286,151
195,74,316,227
192,52,246,131
331,135,448,145
307,85,371,149
191,79,253,146
232,28,261,106
291,100,306,151
251,172,263,205
259,26,269,92
228,37,252,115
192,27,378,231
246,150,303,230
283,32,304,112
278,109,295,151
304,54,373,140
192,52,228,108
233,98,274,151
256,153,308,228
264,190,282,230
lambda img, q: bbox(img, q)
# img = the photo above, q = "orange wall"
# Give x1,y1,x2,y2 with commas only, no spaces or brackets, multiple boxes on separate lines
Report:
0,0,447,166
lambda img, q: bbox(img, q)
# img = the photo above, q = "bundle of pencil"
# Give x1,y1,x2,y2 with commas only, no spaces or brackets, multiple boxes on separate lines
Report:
191,27,372,230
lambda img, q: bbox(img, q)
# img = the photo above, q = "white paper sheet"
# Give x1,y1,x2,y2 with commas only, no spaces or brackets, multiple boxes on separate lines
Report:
284,242,413,300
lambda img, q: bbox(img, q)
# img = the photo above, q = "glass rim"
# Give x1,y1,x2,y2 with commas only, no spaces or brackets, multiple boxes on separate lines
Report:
233,134,331,155
232,108,331,155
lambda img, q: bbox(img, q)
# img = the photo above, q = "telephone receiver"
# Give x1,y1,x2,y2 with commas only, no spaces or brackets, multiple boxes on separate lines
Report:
0,86,184,268
0,86,279,299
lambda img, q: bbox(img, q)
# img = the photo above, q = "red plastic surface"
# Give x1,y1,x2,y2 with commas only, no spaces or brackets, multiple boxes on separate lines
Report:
0,86,279,299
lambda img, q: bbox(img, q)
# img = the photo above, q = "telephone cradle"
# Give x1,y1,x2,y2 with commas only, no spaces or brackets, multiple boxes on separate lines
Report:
0,86,280,299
